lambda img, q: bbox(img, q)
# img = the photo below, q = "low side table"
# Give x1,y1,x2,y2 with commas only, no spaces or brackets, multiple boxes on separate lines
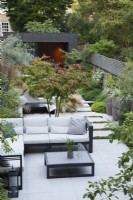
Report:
44,151,95,179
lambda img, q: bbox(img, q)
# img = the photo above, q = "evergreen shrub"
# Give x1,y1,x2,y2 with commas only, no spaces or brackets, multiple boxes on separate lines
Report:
91,101,106,113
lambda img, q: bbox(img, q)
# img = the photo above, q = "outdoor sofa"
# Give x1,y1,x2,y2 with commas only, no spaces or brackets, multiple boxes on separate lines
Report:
1,116,93,154
0,116,93,189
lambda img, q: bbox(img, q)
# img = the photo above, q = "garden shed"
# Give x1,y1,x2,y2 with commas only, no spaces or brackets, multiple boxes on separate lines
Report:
3,32,78,66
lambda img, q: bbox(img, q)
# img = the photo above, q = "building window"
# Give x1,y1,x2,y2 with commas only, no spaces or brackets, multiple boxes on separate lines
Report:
2,22,9,32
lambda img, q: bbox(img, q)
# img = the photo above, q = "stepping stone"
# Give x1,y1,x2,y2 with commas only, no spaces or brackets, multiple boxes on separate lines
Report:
84,112,104,117
86,117,109,123
93,130,112,137
93,123,110,130
76,107,91,112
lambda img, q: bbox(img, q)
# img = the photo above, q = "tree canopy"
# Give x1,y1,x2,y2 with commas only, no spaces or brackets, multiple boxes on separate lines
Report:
66,0,133,59
25,20,60,33
4,0,74,32
22,58,91,116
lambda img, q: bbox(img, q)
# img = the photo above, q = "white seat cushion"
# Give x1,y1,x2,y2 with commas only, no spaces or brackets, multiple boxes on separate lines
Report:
48,117,70,127
49,133,89,143
2,118,23,127
24,134,49,144
26,126,49,134
24,117,48,127
50,126,69,134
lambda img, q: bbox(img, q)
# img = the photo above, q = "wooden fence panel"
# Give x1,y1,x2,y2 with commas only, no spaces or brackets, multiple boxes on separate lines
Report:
91,54,125,75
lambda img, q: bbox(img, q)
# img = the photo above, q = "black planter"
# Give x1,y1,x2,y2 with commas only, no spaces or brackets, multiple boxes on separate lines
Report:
106,97,112,115
67,151,73,159
112,97,120,121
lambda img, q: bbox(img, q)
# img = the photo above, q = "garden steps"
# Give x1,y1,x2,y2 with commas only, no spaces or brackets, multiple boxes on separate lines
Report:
86,117,109,123
76,107,91,112
93,123,110,130
93,130,112,137
76,102,91,112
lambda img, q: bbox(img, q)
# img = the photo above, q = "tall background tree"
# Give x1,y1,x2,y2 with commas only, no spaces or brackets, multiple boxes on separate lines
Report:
66,0,133,60
0,35,33,117
24,20,60,33
4,0,73,32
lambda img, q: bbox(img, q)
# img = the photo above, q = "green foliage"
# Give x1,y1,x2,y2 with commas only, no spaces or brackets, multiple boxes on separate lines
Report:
84,149,133,199
69,0,133,58
78,87,103,101
84,111,133,200
66,138,74,152
92,68,104,84
103,75,119,98
22,59,91,116
118,62,133,101
109,112,133,147
64,49,82,67
64,46,93,69
103,63,133,122
5,0,73,31
69,41,116,68
66,13,96,44
1,35,33,71
0,120,17,153
123,112,133,126
0,74,20,118
0,178,9,200
25,20,60,33
80,45,94,67
121,47,133,61
77,68,104,101
88,39,117,58
91,101,106,113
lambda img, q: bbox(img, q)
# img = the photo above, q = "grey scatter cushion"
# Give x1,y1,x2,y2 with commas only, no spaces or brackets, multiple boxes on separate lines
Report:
67,118,86,135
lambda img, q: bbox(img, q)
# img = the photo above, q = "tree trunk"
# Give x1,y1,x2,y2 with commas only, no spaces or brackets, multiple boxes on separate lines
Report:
46,99,51,117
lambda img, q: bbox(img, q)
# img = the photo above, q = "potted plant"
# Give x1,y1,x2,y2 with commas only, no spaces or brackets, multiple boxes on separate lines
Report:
66,138,74,159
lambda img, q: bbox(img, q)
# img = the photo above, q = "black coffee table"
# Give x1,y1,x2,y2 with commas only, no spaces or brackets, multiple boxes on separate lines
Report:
44,151,95,178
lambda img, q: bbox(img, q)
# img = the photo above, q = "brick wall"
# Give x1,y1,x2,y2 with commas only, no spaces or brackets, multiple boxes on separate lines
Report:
0,14,13,36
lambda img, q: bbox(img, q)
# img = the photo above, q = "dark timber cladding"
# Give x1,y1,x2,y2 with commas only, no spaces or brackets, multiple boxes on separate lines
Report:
3,32,78,51
3,33,77,65
91,54,125,76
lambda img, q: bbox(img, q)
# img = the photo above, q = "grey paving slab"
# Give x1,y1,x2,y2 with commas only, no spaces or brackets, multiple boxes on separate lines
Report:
93,123,110,130
24,112,104,118
93,130,112,137
12,139,129,200
76,107,92,112
86,117,109,123
20,111,130,200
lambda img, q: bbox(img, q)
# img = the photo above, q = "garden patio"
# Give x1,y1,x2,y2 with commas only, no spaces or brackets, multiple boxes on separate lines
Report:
12,109,128,200
1,1,133,199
